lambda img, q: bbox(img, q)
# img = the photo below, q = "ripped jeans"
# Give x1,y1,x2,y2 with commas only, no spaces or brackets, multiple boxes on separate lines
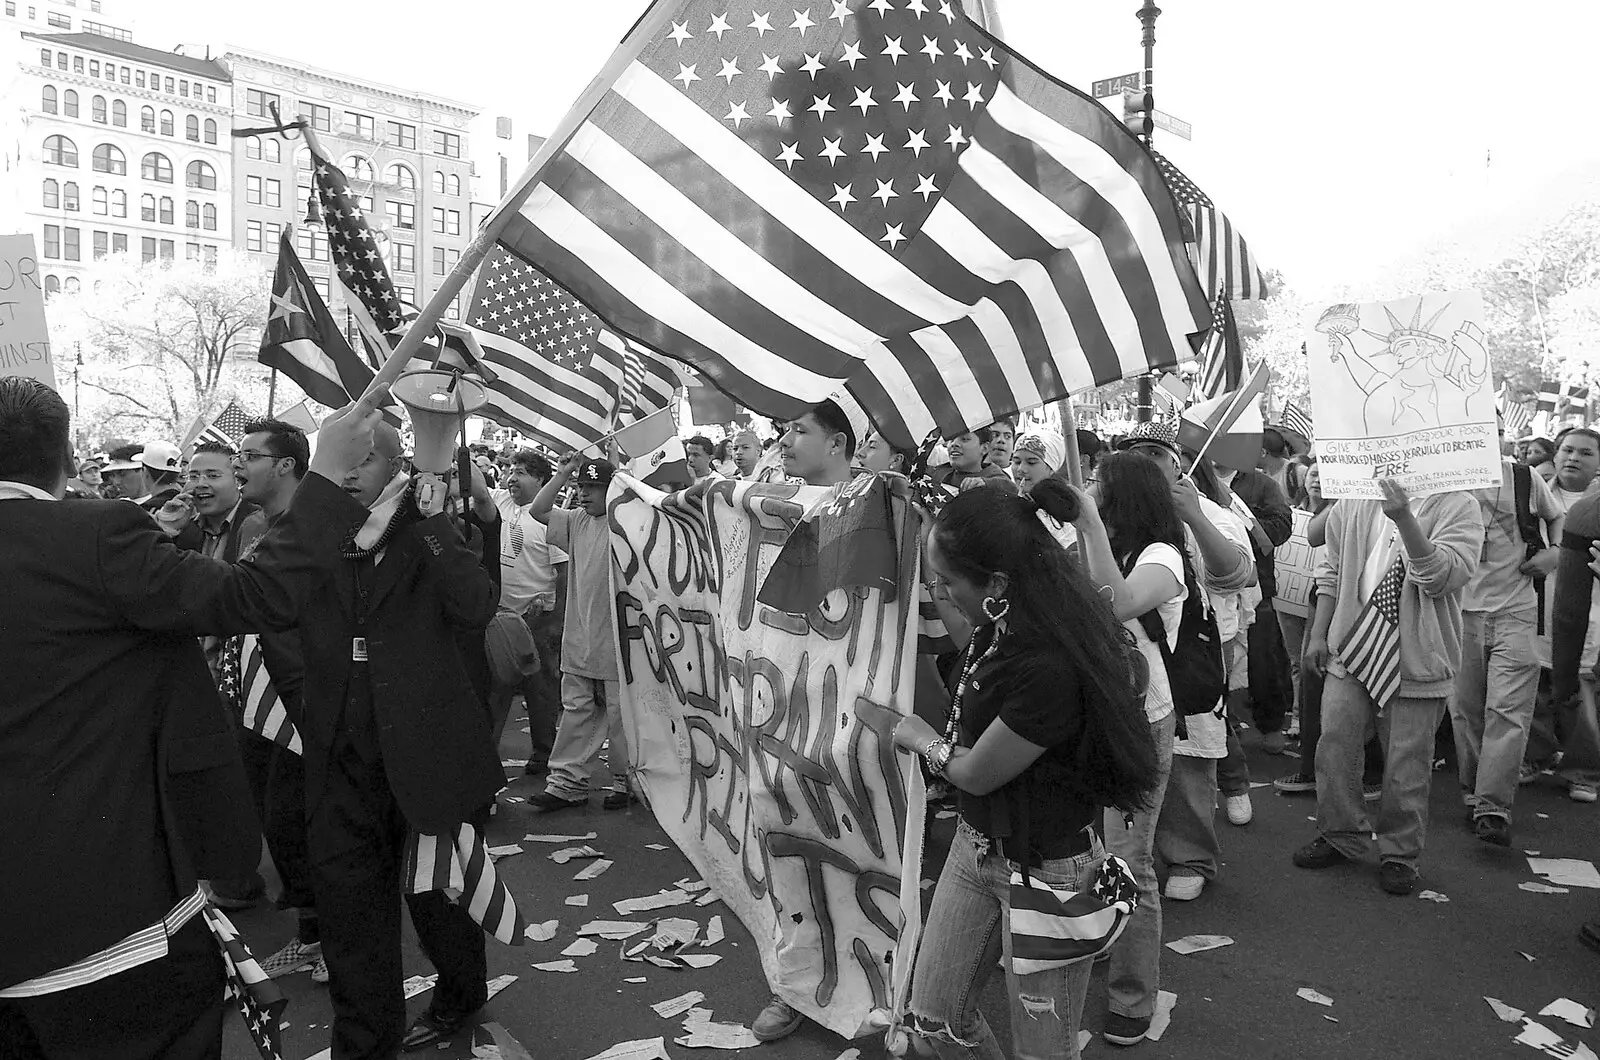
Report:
907,819,1104,1060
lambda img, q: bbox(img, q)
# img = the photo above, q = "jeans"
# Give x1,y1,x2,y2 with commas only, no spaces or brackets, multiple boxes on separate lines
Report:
1157,755,1219,880
1217,637,1251,797
1247,601,1292,734
1315,673,1446,864
1450,609,1542,821
1103,711,1176,1021
545,674,627,800
487,610,562,770
909,820,1104,1060
1526,672,1600,787
1276,610,1307,730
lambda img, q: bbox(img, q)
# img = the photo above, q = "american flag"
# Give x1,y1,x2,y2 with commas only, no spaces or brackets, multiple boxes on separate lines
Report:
1151,150,1268,302
1279,400,1314,443
202,907,287,1060
197,401,250,449
238,634,302,755
1336,552,1404,710
495,0,1210,448
308,146,407,361
465,246,687,453
1194,287,1241,400
1497,383,1532,435
404,824,526,945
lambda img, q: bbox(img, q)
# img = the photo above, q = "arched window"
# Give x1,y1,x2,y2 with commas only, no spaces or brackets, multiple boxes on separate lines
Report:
386,162,415,190
42,85,57,113
140,193,156,221
62,89,78,118
141,152,172,182
91,95,107,123
185,200,200,228
297,147,313,170
63,182,78,210
91,143,125,174
245,136,261,160
185,115,199,141
202,203,216,231
344,154,373,181
92,185,107,214
432,169,445,194
43,135,78,167
64,277,80,294
140,105,155,132
111,99,126,127
203,118,217,145
185,160,216,190
159,110,174,137
448,173,460,196
111,189,126,217
42,178,59,208
262,138,280,162
159,196,173,225
44,275,60,297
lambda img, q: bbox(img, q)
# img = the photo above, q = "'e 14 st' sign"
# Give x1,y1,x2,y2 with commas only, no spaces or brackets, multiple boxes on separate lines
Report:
1092,73,1143,99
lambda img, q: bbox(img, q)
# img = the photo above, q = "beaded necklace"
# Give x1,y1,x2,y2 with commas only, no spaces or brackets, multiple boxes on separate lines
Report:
943,619,1004,743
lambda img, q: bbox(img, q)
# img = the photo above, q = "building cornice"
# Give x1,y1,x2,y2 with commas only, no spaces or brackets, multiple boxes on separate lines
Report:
220,48,479,121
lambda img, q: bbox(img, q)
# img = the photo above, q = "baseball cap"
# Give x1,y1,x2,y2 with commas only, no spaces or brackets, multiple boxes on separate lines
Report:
104,441,181,473
575,459,615,487
1115,420,1183,461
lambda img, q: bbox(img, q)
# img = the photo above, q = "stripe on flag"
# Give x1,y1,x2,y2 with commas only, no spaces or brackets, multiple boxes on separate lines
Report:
1150,150,1268,302
307,147,407,360
403,824,527,946
239,634,302,756
1280,401,1314,443
203,907,288,1060
197,401,250,450
1335,555,1405,709
495,5,1210,448
1194,288,1242,400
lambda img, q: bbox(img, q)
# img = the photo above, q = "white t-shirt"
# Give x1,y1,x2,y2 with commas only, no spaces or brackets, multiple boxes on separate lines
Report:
1174,502,1254,759
1122,541,1185,725
492,489,567,614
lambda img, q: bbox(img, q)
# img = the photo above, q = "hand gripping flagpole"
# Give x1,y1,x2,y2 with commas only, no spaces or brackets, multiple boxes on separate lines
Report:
350,0,686,414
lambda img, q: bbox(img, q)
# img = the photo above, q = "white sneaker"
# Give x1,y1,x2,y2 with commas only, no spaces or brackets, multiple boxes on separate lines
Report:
1225,794,1253,825
1571,782,1598,804
1163,873,1205,901
310,956,329,984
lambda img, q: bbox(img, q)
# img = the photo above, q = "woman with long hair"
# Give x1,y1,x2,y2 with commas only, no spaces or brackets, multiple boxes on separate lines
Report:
894,479,1158,1060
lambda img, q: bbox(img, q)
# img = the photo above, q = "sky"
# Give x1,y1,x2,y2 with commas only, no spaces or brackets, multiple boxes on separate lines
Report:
126,0,1600,295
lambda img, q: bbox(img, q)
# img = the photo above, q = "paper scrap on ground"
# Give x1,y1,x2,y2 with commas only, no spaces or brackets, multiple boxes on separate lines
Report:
402,974,438,1000
835,1050,863,1060
1297,988,1334,1007
625,976,648,983
581,1037,672,1060
653,918,700,947
934,809,956,819
487,845,523,860
695,891,719,907
1539,998,1597,1029
1078,1031,1093,1052
566,894,590,907
645,843,669,851
1515,1018,1568,1053
1324,1016,1339,1023
525,920,559,943
1418,890,1450,903
651,990,706,1019
551,845,606,864
482,1022,536,1060
484,974,519,1001
532,960,578,973
562,938,599,957
705,916,725,946
575,859,614,881
677,1007,762,1049
680,880,710,893
1146,991,1177,1042
1520,882,1571,894
1487,997,1526,1023
1528,858,1600,889
680,954,723,968
1518,951,1538,961
1166,934,1234,955
579,920,653,939
614,890,692,915
525,832,598,843
501,759,528,768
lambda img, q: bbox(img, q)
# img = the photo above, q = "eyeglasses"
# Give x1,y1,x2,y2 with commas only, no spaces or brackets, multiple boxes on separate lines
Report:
234,449,281,464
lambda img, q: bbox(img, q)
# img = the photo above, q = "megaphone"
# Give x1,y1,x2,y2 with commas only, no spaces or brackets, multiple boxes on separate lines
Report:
390,368,488,474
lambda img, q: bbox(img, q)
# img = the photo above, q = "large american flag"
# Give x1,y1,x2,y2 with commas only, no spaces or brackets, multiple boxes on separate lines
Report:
1152,150,1268,303
1336,552,1404,710
465,246,688,453
494,0,1209,447
1194,286,1242,400
308,147,407,362
197,401,251,449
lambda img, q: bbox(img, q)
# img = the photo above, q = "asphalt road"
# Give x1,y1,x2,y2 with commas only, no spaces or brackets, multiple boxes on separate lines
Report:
226,731,1600,1060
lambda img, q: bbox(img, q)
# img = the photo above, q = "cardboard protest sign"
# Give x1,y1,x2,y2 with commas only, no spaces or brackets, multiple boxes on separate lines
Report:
1306,290,1497,498
609,473,925,1038
1272,507,1318,619
0,235,56,389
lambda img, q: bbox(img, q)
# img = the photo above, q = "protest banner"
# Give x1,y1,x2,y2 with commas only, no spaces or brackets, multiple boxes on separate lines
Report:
0,235,56,390
609,473,925,1038
1272,508,1317,619
1306,290,1498,498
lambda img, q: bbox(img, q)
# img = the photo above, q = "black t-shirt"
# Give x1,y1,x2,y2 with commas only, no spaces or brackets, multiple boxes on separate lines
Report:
951,626,1097,852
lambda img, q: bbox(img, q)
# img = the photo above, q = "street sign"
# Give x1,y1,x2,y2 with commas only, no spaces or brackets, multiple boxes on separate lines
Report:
1091,73,1142,99
1152,110,1192,140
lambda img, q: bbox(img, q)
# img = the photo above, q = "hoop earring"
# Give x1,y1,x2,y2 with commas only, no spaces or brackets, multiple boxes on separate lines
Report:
982,596,1010,622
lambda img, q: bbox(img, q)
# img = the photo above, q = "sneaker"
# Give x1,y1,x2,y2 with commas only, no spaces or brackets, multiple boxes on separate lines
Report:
752,996,804,1042
1274,771,1316,794
1292,836,1349,870
259,938,321,979
528,790,587,813
1379,860,1419,896
1571,782,1598,804
1225,793,1253,825
1518,762,1543,786
310,956,329,984
1363,782,1383,803
1262,730,1289,755
603,789,640,811
1102,1012,1151,1046
1163,872,1205,901
1474,815,1512,847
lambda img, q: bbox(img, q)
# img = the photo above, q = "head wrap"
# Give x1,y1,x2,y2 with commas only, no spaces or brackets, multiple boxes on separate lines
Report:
1014,429,1066,472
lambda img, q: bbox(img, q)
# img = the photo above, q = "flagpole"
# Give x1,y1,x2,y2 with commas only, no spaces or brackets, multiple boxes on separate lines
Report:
266,368,277,417
1060,397,1084,489
1187,363,1267,471
348,0,684,412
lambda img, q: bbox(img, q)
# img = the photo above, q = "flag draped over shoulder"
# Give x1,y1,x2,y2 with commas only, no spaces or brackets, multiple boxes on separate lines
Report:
496,0,1210,447
464,245,687,453
258,230,378,410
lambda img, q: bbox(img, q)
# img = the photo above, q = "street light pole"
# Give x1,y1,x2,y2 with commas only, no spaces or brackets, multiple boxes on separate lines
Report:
1134,1,1161,421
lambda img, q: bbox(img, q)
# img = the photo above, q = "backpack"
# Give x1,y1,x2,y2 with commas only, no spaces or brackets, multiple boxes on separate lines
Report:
1123,545,1227,729
1512,463,1549,633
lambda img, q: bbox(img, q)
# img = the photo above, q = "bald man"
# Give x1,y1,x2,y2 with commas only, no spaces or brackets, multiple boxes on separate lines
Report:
730,429,763,480
294,422,503,1056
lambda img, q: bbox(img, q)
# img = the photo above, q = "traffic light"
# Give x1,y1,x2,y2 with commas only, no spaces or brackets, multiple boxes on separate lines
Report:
1122,87,1153,139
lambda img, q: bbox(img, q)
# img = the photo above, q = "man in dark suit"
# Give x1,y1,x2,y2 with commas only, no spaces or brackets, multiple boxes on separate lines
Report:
0,376,382,1060
294,421,502,1058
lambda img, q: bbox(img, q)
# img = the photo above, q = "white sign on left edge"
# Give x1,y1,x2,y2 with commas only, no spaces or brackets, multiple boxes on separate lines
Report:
0,235,57,390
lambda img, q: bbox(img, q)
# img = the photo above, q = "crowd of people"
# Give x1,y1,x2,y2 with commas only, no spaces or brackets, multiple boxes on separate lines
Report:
4,370,1600,1060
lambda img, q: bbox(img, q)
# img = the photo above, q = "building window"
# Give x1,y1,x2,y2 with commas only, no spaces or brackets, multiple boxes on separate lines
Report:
120,68,129,84
61,89,77,118
185,115,199,141
262,137,280,163
186,242,200,261
159,110,173,136
246,89,279,118
41,84,57,113
140,193,155,221
141,236,156,263
159,238,173,261
163,77,174,94
43,135,78,167
264,178,281,208
202,203,216,230
296,226,328,261
58,53,68,71
385,201,414,230
246,220,262,253
185,160,216,190
431,246,458,275
433,130,461,158
203,118,217,144
92,185,107,214
264,221,281,247
112,232,126,253
203,245,217,266
47,11,71,28
158,196,172,224
386,162,415,190
392,242,414,274
141,152,173,182
444,296,460,320
44,276,60,297
111,189,125,217
245,174,261,204
396,284,415,306
304,102,330,131
43,225,60,258
91,143,124,174
64,227,80,261
179,80,189,98
64,277,80,294
386,120,415,149
91,95,106,123
185,200,199,228
347,112,375,139
140,105,154,132
62,182,78,210
73,56,84,74
111,99,125,126
93,230,108,259
344,154,373,182
245,136,261,160
40,48,51,68
89,60,99,78
135,70,144,87
432,207,461,236
42,179,59,208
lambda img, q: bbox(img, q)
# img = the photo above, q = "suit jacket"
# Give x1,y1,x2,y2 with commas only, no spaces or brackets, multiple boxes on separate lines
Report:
0,474,362,990
1229,468,1293,597
296,499,502,834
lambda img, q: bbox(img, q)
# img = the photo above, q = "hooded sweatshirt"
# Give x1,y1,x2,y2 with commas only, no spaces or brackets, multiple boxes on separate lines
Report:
1314,494,1482,700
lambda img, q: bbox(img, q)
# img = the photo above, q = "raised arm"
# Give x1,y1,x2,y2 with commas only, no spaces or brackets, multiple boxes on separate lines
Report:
529,450,583,524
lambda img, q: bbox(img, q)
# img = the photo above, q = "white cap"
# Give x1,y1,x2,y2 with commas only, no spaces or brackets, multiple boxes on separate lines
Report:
138,441,183,473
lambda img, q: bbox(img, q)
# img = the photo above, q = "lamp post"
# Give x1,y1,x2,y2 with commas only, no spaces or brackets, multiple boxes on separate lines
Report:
1133,0,1161,421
